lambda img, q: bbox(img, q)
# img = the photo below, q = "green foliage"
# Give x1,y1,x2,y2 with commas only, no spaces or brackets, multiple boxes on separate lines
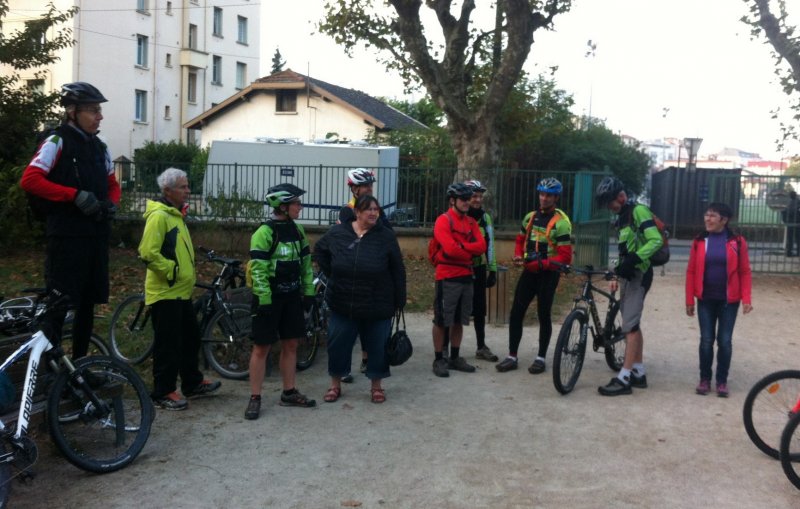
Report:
384,97,443,128
132,141,206,192
204,184,264,222
0,1,77,247
271,47,286,74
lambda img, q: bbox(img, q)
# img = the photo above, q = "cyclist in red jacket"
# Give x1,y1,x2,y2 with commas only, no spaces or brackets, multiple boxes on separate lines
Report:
430,183,486,378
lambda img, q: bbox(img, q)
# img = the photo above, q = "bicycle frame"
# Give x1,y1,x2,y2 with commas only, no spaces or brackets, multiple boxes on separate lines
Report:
572,278,616,350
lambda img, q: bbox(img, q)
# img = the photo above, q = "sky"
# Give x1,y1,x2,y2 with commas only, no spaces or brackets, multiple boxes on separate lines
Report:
261,0,799,160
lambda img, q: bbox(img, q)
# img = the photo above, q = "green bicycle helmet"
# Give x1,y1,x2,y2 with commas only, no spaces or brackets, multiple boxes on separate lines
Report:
265,183,306,208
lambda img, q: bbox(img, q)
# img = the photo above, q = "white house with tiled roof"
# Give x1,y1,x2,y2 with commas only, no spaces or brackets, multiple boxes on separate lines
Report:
184,69,426,146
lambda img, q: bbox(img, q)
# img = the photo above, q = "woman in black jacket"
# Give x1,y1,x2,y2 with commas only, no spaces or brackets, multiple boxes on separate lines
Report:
314,195,406,404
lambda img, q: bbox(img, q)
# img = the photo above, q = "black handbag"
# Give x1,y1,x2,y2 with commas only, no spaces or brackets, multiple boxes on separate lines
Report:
385,309,413,367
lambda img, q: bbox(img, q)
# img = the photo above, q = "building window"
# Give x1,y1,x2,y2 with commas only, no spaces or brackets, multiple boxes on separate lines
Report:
187,72,197,103
26,79,45,94
136,34,148,67
25,21,46,52
165,53,172,67
236,62,247,89
213,7,223,37
188,24,197,50
136,0,149,14
237,16,247,44
276,90,297,113
212,55,222,84
164,105,171,119
166,1,172,15
135,90,147,122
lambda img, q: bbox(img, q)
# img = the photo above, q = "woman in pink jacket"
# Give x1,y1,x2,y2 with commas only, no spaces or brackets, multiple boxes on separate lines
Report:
685,202,753,397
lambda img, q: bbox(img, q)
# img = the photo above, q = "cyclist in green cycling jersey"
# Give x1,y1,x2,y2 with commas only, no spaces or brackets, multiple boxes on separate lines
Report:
595,176,663,396
245,183,316,420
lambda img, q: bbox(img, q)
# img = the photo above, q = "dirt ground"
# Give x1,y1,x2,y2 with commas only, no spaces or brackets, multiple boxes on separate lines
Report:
10,262,800,508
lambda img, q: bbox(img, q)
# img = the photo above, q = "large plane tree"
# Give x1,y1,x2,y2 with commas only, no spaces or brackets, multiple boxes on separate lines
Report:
319,0,572,180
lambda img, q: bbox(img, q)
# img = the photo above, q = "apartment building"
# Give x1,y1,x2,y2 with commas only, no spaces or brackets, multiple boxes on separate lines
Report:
3,0,259,160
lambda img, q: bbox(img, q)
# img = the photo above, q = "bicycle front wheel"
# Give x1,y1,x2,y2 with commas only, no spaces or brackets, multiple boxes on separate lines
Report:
780,411,800,490
743,369,800,459
47,356,153,473
109,294,154,365
552,309,588,395
297,304,321,371
203,304,252,380
603,301,627,371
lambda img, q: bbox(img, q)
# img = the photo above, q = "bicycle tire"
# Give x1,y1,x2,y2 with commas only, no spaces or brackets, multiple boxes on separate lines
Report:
61,333,111,358
47,356,153,473
552,309,588,395
780,410,800,489
202,304,252,380
743,369,800,459
603,301,627,371
109,294,154,365
296,303,321,371
0,441,10,509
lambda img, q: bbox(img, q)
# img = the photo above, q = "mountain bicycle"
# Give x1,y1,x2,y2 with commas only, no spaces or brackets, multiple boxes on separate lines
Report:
0,290,153,508
743,370,800,459
550,263,627,395
296,271,328,371
0,288,110,358
780,406,800,490
108,248,252,379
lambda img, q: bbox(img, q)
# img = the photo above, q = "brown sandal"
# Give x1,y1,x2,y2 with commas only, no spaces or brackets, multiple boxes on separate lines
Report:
371,388,386,404
324,386,341,403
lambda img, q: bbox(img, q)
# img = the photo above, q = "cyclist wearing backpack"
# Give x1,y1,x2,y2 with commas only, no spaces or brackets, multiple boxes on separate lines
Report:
430,183,486,378
20,82,120,359
464,179,499,362
595,176,663,396
244,183,317,420
496,178,572,375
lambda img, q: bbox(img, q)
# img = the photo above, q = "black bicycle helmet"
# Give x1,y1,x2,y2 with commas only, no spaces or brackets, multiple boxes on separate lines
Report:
537,177,563,195
464,179,487,193
595,176,625,207
60,82,108,106
265,183,306,208
446,183,474,201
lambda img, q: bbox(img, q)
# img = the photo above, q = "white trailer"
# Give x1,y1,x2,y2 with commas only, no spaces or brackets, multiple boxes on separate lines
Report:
202,139,400,223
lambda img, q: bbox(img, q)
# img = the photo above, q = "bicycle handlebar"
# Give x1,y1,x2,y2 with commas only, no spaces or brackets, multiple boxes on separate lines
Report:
549,261,615,280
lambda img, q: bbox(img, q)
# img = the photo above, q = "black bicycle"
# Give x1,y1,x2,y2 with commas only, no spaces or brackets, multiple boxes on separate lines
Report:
0,288,110,358
108,248,252,379
0,290,152,507
296,271,328,371
551,263,626,395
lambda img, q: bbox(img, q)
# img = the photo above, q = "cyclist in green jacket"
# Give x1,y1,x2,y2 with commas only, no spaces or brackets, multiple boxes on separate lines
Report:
139,168,221,411
595,176,663,396
244,183,316,420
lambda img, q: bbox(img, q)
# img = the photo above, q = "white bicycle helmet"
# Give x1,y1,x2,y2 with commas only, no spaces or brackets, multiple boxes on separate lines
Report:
347,168,376,187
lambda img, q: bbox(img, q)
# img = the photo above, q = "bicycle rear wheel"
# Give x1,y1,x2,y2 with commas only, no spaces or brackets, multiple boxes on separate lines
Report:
47,356,153,473
603,301,626,371
109,294,154,365
203,304,252,380
61,333,111,359
780,411,800,489
552,309,588,395
297,304,321,371
743,369,800,459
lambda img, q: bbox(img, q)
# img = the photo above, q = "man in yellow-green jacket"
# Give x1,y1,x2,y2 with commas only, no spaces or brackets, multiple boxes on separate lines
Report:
138,168,220,411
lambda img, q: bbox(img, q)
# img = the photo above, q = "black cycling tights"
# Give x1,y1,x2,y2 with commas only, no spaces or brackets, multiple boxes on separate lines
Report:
507,270,560,358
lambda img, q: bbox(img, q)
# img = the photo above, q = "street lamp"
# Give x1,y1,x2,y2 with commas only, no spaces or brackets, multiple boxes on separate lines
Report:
683,137,703,170
585,39,597,128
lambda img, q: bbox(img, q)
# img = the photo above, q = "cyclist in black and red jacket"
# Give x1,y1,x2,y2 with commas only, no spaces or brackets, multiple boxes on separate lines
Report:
20,82,120,359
